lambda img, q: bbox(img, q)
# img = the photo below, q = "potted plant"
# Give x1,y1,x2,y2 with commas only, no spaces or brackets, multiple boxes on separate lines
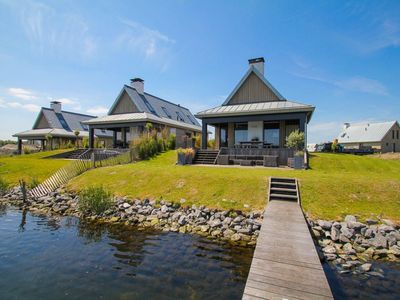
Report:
185,148,195,164
286,130,305,169
177,148,186,165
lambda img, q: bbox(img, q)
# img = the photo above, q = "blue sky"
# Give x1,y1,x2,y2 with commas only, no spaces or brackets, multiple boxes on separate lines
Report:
0,0,399,143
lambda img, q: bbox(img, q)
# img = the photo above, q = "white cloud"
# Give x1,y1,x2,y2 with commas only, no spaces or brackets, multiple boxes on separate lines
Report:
7,87,38,100
116,19,175,58
5,0,97,60
289,57,389,97
86,106,108,115
335,77,389,96
0,98,6,108
6,102,41,112
52,97,75,105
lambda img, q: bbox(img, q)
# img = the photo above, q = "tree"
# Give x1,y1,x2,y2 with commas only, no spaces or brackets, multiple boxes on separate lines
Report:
331,139,339,153
74,129,80,148
285,130,305,152
45,133,53,150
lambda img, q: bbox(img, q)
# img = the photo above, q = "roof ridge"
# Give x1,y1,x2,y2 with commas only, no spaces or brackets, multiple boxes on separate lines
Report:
124,84,191,111
41,107,96,118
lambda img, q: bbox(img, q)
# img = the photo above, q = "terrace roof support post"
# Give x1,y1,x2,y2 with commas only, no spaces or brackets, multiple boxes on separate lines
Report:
201,121,208,149
89,127,95,149
112,130,117,149
122,127,127,148
17,138,22,155
41,139,45,151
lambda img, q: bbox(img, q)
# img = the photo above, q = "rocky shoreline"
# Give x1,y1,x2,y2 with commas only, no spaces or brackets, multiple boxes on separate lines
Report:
0,187,262,247
308,215,400,277
2,186,400,278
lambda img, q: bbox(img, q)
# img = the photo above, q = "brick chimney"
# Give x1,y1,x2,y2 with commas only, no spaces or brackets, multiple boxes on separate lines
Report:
248,57,265,75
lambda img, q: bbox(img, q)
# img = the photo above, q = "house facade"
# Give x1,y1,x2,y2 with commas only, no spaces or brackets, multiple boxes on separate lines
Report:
338,121,400,153
195,58,314,153
84,78,201,148
13,101,112,154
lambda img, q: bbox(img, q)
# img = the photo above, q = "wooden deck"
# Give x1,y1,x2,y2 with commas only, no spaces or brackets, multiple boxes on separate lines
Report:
243,199,334,300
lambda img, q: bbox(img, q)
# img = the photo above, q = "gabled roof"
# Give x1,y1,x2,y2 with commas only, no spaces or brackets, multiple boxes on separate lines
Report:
195,100,315,119
222,65,285,105
337,121,398,144
32,107,96,132
92,84,200,129
83,112,202,132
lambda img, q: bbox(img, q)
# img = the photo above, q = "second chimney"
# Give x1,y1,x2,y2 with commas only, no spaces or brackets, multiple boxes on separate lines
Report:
248,57,265,75
131,78,144,95
50,101,62,113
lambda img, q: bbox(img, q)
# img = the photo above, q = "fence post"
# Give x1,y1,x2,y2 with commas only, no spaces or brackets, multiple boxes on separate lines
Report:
91,152,96,168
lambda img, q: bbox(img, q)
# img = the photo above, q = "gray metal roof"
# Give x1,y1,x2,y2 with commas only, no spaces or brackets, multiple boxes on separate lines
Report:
337,121,398,144
13,128,109,138
195,100,315,118
83,112,202,132
104,85,200,129
36,108,96,132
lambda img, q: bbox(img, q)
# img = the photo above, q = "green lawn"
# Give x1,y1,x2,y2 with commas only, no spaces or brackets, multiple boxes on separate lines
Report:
0,150,69,186
67,151,400,222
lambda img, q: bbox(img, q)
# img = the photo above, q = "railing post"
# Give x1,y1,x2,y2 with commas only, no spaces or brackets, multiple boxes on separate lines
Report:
91,152,96,168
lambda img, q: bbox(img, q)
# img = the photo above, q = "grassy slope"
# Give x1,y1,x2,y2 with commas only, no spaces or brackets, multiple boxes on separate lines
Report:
0,150,69,185
67,151,400,221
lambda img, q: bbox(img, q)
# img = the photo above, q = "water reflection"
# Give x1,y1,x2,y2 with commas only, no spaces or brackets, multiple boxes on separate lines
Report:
0,207,254,300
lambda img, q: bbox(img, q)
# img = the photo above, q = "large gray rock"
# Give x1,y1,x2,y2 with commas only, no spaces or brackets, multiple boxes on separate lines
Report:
178,215,187,226
209,219,222,228
341,227,355,239
317,220,332,230
323,245,337,254
360,263,372,272
344,215,357,222
370,233,388,249
331,227,340,241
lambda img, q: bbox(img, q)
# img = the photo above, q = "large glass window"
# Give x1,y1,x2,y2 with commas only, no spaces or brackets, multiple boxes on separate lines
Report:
220,124,228,147
263,122,280,147
234,123,248,144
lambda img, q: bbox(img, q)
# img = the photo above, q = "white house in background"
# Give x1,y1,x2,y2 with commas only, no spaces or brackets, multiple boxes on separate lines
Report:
337,121,400,153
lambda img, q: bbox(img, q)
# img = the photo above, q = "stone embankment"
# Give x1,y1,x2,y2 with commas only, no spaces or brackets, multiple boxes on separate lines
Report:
308,215,400,277
1,187,262,246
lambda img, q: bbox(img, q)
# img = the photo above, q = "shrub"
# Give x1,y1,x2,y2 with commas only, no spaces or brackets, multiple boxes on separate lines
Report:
0,177,9,195
82,137,89,148
66,140,74,149
29,177,39,189
23,146,32,154
207,139,215,149
286,130,305,151
78,186,113,215
167,134,176,150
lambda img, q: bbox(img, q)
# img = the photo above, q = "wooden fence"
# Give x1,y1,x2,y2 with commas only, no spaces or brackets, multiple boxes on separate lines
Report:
29,148,135,198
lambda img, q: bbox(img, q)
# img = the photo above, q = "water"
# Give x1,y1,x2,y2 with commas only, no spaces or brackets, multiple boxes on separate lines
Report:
0,205,253,299
1,206,400,299
324,262,400,300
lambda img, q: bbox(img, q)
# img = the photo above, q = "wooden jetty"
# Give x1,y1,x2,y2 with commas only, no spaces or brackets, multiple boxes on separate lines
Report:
243,177,334,300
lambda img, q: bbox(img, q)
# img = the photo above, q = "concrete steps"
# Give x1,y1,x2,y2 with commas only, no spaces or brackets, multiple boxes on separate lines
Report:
268,177,299,202
192,150,219,165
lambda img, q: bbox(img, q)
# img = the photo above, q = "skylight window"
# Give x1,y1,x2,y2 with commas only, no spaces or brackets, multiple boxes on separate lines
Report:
176,111,185,122
80,122,88,131
141,96,157,115
187,114,196,125
162,107,172,118
56,113,71,131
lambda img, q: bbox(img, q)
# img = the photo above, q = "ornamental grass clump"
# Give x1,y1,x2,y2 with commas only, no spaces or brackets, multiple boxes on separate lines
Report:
0,177,9,196
78,186,113,215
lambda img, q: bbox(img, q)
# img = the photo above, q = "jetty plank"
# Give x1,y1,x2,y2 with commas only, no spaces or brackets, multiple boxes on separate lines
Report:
243,199,333,300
